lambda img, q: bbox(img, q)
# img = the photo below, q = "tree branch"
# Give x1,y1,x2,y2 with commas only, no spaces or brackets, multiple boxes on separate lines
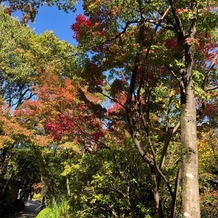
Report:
205,85,218,91
170,162,181,218
147,134,174,197
203,53,218,91
159,99,180,169
168,0,186,38
100,92,125,108
91,20,139,50
137,6,171,98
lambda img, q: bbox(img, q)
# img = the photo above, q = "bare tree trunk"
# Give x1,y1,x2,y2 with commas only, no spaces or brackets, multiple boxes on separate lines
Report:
150,166,165,218
66,175,71,195
173,1,200,215
180,81,200,218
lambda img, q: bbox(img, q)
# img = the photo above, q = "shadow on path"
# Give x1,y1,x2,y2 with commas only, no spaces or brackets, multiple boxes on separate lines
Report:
4,200,41,218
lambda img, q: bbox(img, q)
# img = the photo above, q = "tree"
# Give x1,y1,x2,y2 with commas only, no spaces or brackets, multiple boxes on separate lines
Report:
198,127,218,218
0,6,77,108
0,0,76,22
1,4,108,204
0,7,36,107
70,0,217,217
62,141,154,218
0,6,80,205
0,97,34,178
1,1,217,217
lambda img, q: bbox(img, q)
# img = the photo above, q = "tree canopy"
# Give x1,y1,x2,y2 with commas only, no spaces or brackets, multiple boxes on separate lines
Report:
0,1,217,218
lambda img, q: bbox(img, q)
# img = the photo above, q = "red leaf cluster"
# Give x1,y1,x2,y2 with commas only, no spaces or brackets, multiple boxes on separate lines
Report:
107,102,123,114
45,114,75,141
71,14,93,40
165,37,178,49
4,7,11,16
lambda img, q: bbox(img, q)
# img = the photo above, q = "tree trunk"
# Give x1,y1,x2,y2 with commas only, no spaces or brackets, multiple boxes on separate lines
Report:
150,165,165,218
180,81,200,218
66,175,71,195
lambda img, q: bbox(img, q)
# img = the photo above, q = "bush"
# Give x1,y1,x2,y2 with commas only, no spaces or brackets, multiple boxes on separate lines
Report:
33,193,41,201
36,200,70,218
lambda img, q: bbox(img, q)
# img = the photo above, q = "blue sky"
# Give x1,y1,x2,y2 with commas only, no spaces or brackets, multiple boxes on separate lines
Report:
13,2,83,46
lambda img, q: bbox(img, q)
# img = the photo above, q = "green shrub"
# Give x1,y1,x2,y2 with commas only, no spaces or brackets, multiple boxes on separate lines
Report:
33,193,41,201
36,200,70,218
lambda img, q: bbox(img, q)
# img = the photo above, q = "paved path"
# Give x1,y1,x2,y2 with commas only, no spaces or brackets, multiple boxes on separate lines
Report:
4,200,41,218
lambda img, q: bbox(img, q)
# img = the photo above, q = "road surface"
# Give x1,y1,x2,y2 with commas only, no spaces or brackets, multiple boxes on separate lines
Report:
4,200,41,218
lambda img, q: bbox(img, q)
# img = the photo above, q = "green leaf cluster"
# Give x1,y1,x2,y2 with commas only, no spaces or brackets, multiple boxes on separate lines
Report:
0,5,78,107
61,142,155,217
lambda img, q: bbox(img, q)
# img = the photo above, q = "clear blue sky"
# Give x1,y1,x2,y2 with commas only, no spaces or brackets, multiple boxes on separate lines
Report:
13,2,83,46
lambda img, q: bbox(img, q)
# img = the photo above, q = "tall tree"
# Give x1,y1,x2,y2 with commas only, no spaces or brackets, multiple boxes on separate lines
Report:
70,0,217,217
0,0,76,22
1,1,217,217
0,6,80,203
0,6,76,108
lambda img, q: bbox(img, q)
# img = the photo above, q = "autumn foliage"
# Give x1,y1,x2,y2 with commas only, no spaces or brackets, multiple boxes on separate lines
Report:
0,1,217,218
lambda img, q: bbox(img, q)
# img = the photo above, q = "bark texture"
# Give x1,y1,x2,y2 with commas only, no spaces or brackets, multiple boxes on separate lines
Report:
175,1,200,216
180,82,200,218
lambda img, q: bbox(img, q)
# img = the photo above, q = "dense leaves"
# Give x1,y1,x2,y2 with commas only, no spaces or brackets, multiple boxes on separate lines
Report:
0,1,217,218
70,0,218,217
0,0,76,22
61,141,155,218
0,7,77,108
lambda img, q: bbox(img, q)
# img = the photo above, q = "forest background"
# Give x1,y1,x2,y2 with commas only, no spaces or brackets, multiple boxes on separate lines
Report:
0,1,217,218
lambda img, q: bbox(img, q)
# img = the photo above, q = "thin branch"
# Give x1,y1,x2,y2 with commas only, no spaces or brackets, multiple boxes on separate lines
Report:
168,0,186,37
137,6,171,97
172,121,180,134
126,52,141,105
100,92,125,108
106,20,138,42
159,99,180,169
203,53,218,91
189,0,198,38
147,134,174,197
91,20,139,50
133,136,154,165
156,8,175,30
170,162,181,218
205,85,218,91
93,11,172,50
165,65,181,83
141,102,174,197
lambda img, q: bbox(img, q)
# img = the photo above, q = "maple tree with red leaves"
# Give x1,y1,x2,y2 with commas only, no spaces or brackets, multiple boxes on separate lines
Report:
69,0,218,217
15,69,107,152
